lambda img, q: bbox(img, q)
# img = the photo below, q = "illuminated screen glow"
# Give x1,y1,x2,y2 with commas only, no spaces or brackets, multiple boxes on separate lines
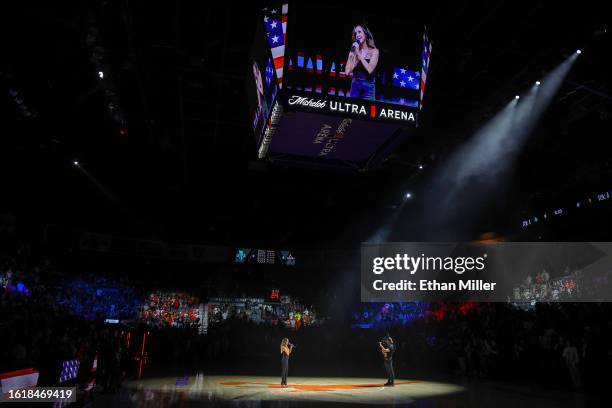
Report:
284,4,422,108
250,3,424,167
247,20,279,145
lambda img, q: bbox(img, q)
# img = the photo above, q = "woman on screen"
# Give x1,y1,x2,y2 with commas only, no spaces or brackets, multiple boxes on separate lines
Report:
280,337,294,387
252,60,266,129
345,24,379,100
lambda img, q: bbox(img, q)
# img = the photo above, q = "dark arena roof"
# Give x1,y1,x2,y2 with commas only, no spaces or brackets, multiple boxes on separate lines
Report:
2,2,612,407
2,0,611,247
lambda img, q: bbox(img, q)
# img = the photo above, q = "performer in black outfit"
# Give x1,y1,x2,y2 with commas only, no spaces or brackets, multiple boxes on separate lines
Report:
345,24,379,100
280,338,294,387
379,334,395,386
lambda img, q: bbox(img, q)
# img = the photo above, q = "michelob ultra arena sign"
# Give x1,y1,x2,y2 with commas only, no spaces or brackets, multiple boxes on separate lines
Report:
286,92,417,125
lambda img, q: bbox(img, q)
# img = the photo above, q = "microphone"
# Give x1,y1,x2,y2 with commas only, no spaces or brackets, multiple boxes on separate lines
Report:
351,42,359,52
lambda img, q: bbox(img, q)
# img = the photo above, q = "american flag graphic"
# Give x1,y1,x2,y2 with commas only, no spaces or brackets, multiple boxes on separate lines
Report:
389,98,419,108
263,4,288,88
420,29,432,109
59,360,80,383
392,67,420,90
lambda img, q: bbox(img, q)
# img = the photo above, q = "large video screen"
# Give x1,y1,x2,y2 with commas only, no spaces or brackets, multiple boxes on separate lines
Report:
251,3,423,167
246,20,280,145
284,4,422,109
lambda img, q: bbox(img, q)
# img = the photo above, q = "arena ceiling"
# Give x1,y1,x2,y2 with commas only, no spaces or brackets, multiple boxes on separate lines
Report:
1,0,610,246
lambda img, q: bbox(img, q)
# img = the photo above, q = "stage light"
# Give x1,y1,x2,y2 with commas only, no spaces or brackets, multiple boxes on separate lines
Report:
535,81,541,85
404,192,412,200
73,161,79,166
576,49,582,54
418,165,424,170
515,95,520,100
98,71,104,79
119,128,127,136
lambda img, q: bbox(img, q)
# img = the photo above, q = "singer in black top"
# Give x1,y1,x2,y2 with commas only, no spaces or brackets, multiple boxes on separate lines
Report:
280,338,294,387
379,335,395,386
345,24,379,101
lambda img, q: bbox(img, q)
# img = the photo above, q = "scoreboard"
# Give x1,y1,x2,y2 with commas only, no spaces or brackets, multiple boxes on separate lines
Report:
234,248,296,266
247,2,432,171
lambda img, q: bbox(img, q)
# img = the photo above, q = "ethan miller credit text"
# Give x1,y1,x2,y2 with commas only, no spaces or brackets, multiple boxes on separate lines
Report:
372,279,497,292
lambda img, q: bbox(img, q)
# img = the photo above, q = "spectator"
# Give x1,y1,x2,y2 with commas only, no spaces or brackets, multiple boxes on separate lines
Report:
562,340,581,389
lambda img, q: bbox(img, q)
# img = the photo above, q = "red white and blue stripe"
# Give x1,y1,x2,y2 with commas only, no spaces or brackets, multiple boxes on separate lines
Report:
263,4,289,88
420,29,432,109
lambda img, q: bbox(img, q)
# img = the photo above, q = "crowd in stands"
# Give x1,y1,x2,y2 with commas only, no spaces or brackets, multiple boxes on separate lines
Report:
0,250,39,296
512,268,612,302
140,291,201,328
352,302,429,328
144,300,611,392
208,297,319,329
346,301,612,392
0,253,133,398
54,274,141,320
3,246,612,396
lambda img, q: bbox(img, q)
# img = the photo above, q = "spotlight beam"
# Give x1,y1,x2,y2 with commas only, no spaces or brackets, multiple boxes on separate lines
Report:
391,53,580,241
74,164,118,203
